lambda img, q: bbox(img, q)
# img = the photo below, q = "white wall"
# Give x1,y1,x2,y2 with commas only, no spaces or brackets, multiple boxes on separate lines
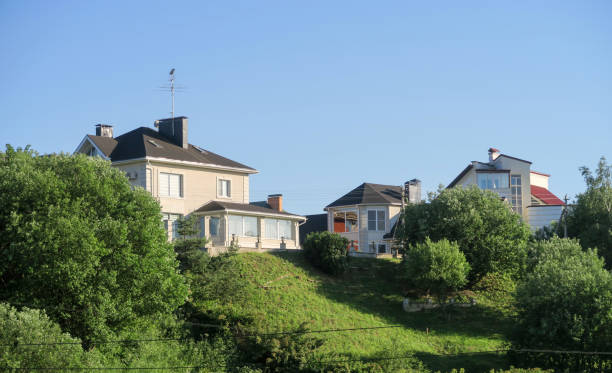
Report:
527,205,563,231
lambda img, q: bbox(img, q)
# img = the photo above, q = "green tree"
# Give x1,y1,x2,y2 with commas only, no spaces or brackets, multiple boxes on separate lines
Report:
397,186,531,282
0,146,187,344
401,238,470,302
0,303,103,370
566,156,612,267
511,237,612,371
302,231,350,276
173,214,209,273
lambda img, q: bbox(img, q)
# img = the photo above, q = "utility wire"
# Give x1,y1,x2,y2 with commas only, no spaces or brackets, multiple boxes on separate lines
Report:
0,325,404,348
3,349,612,371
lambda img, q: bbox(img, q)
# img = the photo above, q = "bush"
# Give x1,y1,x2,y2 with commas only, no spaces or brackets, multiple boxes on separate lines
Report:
234,323,324,373
511,237,612,371
0,146,187,344
401,238,470,301
397,186,531,283
303,231,350,276
0,303,103,370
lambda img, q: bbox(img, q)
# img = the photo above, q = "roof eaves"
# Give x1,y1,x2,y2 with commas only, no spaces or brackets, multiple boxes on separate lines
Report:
498,154,532,164
448,164,473,188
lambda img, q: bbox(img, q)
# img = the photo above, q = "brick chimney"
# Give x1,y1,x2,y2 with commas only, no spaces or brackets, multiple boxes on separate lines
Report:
268,194,283,211
155,116,188,149
95,124,113,138
404,179,421,204
488,147,500,162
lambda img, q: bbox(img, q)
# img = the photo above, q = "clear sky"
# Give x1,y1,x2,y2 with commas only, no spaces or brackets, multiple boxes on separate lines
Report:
1,1,610,215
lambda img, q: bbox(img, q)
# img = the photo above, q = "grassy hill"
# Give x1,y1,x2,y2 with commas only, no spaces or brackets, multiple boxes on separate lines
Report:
210,251,515,373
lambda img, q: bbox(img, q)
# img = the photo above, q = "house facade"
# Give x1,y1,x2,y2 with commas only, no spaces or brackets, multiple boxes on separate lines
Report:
75,117,305,252
448,148,565,231
323,180,421,256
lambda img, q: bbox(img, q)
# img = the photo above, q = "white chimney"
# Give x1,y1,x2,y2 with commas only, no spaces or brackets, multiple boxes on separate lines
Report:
488,147,500,162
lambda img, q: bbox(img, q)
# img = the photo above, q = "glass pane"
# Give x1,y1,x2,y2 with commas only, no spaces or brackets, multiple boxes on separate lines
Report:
334,212,346,233
368,210,376,220
368,220,376,231
345,212,358,232
226,180,231,197
244,216,258,237
369,242,375,252
159,173,169,196
378,244,386,254
377,211,385,221
228,215,242,237
209,217,219,236
279,220,292,240
265,219,278,239
377,219,385,231
199,217,205,238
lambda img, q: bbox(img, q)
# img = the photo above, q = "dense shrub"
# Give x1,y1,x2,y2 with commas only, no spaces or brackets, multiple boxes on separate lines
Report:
511,237,612,371
0,303,103,370
397,186,531,282
235,323,324,373
303,231,350,276
401,238,470,301
0,146,187,344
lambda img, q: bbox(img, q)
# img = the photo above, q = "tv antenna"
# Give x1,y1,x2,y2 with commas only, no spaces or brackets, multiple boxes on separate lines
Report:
157,68,187,127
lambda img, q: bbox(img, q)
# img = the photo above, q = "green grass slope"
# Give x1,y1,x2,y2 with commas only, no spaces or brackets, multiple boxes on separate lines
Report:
214,251,514,372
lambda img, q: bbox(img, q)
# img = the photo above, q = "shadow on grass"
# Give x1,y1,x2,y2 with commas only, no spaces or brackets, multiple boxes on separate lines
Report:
268,250,514,345
415,350,511,373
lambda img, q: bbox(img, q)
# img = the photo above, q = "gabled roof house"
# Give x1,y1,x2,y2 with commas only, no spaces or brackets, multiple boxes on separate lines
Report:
75,117,305,253
448,147,565,231
320,180,421,257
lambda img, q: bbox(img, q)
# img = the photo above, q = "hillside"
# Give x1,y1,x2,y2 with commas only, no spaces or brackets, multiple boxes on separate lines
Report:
211,251,514,372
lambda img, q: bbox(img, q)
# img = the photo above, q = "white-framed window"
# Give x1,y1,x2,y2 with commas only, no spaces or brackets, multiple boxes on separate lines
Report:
228,215,258,237
162,213,182,239
218,178,231,198
367,210,385,231
332,210,358,233
511,175,523,215
209,216,220,236
264,219,293,240
159,172,183,198
477,173,509,190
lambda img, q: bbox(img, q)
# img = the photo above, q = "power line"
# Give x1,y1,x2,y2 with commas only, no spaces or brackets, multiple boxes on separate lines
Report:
0,325,404,348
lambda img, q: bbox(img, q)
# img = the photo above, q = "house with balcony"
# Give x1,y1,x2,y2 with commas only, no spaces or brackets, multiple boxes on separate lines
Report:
447,148,565,231
322,180,421,256
75,117,305,252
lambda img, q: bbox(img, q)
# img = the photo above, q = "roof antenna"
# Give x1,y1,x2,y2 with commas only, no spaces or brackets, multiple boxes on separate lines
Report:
169,68,175,133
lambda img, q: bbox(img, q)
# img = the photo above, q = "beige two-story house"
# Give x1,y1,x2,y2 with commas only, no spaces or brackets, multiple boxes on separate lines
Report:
448,147,565,231
75,117,305,252
322,180,421,257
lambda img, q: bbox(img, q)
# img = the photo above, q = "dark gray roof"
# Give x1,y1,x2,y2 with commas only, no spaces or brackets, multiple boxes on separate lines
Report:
194,200,304,219
299,214,328,243
326,183,402,208
87,135,117,156
88,127,255,171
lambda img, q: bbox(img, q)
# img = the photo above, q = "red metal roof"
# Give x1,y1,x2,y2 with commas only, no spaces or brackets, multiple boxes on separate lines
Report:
531,185,565,206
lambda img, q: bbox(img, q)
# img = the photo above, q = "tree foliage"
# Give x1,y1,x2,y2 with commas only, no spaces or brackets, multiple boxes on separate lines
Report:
303,231,350,276
512,237,612,371
0,146,187,344
567,156,612,267
173,214,209,273
401,238,470,301
397,186,531,282
0,303,103,370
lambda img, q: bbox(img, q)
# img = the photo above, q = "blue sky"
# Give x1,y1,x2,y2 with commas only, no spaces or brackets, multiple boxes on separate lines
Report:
1,1,610,215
